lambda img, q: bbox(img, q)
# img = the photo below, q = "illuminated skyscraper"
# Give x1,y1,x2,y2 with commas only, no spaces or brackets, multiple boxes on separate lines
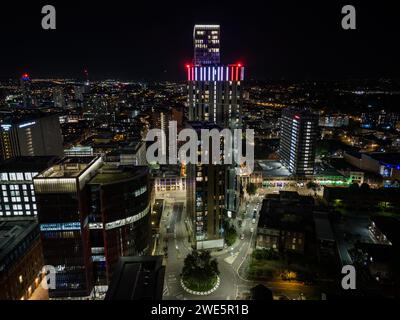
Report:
193,25,220,66
186,25,245,249
186,64,244,128
20,73,32,108
279,108,319,176
186,122,226,249
0,115,64,162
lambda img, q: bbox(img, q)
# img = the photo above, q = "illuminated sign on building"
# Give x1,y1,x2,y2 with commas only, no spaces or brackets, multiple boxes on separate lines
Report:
40,222,81,231
18,121,36,129
1,124,12,131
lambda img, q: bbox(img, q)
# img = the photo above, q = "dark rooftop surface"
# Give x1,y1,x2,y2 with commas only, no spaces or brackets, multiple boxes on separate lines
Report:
250,284,273,300
258,192,315,232
105,256,165,300
0,156,58,172
256,160,291,177
371,216,400,247
0,218,38,263
315,162,344,177
345,150,362,159
89,165,148,185
314,212,335,242
1,113,61,126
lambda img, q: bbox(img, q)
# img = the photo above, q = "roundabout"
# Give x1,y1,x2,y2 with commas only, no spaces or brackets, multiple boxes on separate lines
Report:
180,275,221,296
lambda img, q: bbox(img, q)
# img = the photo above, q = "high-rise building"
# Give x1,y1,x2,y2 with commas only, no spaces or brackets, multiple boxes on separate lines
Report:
186,122,226,250
193,25,220,65
0,115,64,162
186,64,244,128
53,87,66,109
33,156,103,298
279,108,319,176
186,25,244,240
33,157,152,298
20,73,32,108
103,141,147,166
149,107,170,159
74,85,85,102
0,156,58,218
189,24,243,128
87,165,151,285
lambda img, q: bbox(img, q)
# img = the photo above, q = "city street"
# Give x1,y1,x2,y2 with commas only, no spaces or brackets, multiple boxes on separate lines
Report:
159,192,320,300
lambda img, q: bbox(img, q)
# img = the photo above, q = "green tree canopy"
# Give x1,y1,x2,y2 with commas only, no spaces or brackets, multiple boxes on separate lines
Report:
306,181,318,191
246,183,257,195
182,250,220,280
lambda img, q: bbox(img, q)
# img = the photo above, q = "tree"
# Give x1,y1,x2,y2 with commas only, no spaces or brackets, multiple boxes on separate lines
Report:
306,181,318,191
246,183,257,196
315,141,330,158
182,250,219,278
182,250,220,291
349,183,360,190
224,221,237,246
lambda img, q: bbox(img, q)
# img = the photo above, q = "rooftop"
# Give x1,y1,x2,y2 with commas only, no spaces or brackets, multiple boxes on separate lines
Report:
105,256,165,300
371,215,400,247
0,218,38,263
256,160,291,177
105,141,144,157
36,156,100,179
89,165,148,185
0,156,58,173
151,164,181,178
315,162,344,177
314,212,335,242
258,192,315,232
250,284,273,300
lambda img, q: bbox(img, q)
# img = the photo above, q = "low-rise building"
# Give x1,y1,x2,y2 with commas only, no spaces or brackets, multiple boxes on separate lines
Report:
313,211,337,263
256,192,315,254
369,216,400,247
344,151,400,187
0,218,44,300
152,165,186,193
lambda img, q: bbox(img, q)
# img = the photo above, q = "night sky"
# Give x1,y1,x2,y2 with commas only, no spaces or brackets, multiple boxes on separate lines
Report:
1,1,399,81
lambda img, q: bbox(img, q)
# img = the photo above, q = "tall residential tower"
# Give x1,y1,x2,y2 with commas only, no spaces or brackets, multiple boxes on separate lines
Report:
193,25,220,65
186,24,244,249
279,108,319,176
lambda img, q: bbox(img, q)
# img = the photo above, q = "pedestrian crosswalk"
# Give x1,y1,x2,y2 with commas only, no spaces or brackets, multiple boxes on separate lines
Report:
163,285,169,296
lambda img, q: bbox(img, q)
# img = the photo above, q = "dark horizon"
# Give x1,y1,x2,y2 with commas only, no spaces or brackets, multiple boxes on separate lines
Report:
1,1,400,81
